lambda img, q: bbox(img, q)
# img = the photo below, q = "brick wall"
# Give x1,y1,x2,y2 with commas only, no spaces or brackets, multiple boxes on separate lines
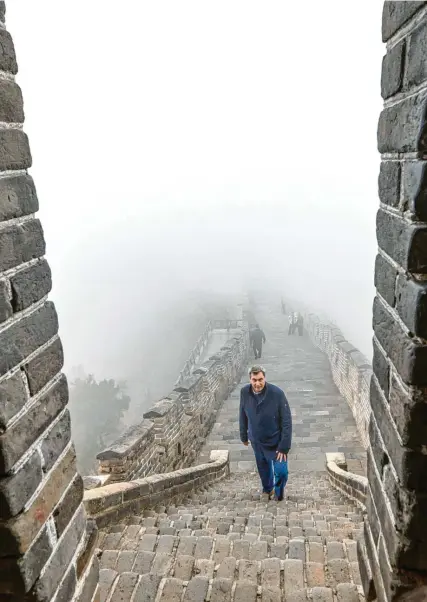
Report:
95,325,249,482
304,312,372,449
0,4,97,602
359,2,427,601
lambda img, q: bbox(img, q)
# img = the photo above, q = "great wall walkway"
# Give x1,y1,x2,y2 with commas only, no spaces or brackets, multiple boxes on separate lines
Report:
96,304,367,602
200,302,366,475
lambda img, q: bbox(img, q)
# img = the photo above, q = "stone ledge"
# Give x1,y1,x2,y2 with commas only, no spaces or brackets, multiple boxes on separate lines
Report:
84,450,229,528
326,452,368,509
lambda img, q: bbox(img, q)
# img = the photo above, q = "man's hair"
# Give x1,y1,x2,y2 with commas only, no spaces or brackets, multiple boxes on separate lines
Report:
249,365,265,376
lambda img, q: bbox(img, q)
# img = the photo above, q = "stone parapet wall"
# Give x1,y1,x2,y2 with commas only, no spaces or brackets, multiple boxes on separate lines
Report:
0,5,97,602
174,320,213,387
84,450,229,529
304,312,372,449
325,453,368,510
95,325,249,483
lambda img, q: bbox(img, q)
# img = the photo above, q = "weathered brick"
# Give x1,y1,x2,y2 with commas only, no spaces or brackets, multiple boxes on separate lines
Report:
0,279,12,323
0,174,38,221
133,574,161,602
0,80,24,123
381,40,404,99
0,374,68,474
54,473,84,538
382,1,427,41
406,18,427,88
0,28,17,73
234,580,257,602
306,562,325,587
32,504,86,602
183,575,209,602
396,274,427,338
0,369,27,429
336,583,359,602
377,92,427,154
374,251,397,308
389,371,427,447
373,295,427,386
283,559,304,593
158,577,184,602
0,128,31,171
0,219,44,273
312,588,332,602
0,445,77,555
0,449,42,519
55,564,77,602
377,209,427,274
378,161,401,210
10,259,52,312
0,300,58,379
370,378,427,492
24,337,64,396
402,160,427,221
41,409,72,472
210,577,232,602
0,525,52,594
76,556,99,602
372,338,390,399
0,2,5,22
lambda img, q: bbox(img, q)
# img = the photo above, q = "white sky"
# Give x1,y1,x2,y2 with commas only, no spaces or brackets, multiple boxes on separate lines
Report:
7,1,385,372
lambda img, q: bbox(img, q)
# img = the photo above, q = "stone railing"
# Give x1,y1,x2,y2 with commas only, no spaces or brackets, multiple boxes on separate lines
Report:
304,312,372,449
84,450,229,529
95,323,249,483
325,453,367,510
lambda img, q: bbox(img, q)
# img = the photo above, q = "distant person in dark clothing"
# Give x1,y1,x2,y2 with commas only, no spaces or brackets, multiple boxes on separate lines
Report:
296,313,304,336
250,324,266,359
240,365,292,501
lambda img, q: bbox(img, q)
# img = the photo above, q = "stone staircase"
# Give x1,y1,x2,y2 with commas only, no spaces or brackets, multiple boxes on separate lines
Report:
96,470,364,602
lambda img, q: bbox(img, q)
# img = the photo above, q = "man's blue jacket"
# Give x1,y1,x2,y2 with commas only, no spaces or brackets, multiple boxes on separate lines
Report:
239,382,292,454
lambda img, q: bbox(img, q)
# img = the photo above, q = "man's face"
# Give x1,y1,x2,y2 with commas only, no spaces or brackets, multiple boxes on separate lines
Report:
250,371,265,392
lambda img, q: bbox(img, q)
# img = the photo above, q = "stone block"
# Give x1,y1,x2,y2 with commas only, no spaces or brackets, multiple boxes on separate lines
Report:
377,91,427,154
76,556,99,602
55,564,77,602
378,160,401,209
0,374,68,474
31,504,86,602
0,28,17,73
0,525,52,594
0,370,27,429
389,371,427,447
0,79,23,123
133,574,161,602
406,17,427,88
159,577,184,602
0,2,5,22
0,218,44,273
54,473,84,538
0,279,12,323
382,1,427,41
0,301,58,380
0,445,77,555
23,337,64,396
41,409,72,472
183,575,209,602
377,209,427,274
402,160,427,221
372,339,389,399
210,577,232,602
374,253,397,309
396,274,427,338
381,40,404,99
10,259,52,312
373,296,427,386
0,449,42,519
0,174,38,221
0,128,31,171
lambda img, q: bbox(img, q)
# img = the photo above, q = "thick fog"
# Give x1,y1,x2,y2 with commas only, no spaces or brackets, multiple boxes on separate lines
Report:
7,2,384,468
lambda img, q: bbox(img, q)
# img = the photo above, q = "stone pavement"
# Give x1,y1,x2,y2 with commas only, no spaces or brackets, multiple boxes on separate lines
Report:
199,303,366,474
98,472,365,602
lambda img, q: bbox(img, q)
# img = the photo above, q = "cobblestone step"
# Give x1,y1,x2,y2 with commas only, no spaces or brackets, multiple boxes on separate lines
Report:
98,472,364,602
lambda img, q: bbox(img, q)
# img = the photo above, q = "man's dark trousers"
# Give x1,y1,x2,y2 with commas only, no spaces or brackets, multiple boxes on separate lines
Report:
252,442,288,500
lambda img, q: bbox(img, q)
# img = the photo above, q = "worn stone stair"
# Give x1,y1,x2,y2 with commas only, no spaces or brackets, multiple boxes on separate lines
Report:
97,471,364,602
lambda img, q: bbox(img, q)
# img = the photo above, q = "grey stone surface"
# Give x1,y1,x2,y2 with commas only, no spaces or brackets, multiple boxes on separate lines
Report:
10,259,52,312
0,174,38,221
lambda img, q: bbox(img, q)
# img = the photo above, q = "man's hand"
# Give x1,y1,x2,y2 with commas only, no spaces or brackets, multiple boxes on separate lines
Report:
243,441,249,446
276,452,287,462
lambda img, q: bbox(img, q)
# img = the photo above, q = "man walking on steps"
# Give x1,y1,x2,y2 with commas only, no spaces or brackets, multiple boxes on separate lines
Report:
239,365,292,501
250,324,266,359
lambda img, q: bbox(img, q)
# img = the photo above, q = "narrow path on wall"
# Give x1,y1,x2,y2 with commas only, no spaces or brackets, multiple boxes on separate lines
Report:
199,301,366,475
197,328,241,366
